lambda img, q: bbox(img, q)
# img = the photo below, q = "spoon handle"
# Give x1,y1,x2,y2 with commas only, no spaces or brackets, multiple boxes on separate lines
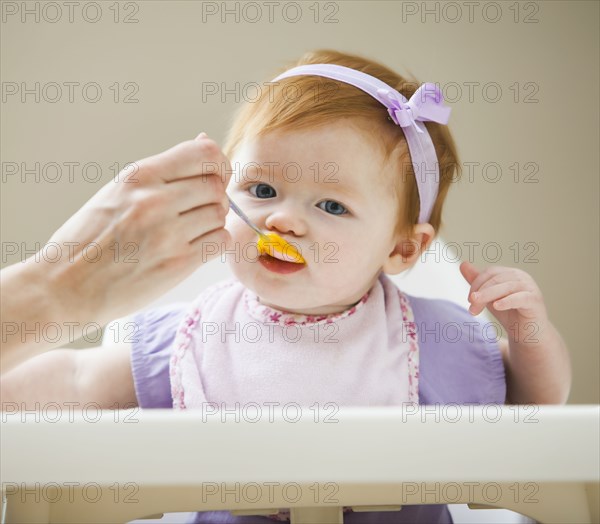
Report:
227,195,264,237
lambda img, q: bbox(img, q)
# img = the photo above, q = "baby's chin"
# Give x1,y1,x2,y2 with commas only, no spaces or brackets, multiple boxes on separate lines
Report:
228,258,355,315
247,280,319,312
249,280,357,315
234,273,324,313
259,295,339,315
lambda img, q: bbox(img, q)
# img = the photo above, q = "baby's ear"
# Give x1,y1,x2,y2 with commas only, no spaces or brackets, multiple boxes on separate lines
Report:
382,223,435,275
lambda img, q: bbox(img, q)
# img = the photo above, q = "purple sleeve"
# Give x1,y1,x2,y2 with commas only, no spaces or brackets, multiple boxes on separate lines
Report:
130,303,189,409
407,294,507,405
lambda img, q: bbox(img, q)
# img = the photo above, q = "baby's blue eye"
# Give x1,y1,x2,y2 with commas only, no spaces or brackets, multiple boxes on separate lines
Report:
317,200,348,216
249,183,276,198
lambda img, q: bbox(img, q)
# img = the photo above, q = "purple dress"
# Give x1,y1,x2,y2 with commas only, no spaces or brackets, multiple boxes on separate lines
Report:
130,293,506,524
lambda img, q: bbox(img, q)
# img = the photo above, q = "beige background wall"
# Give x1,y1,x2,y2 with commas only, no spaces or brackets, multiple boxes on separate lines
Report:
1,1,598,403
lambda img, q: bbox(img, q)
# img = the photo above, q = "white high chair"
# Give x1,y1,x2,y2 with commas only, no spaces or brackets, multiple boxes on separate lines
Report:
1,406,599,523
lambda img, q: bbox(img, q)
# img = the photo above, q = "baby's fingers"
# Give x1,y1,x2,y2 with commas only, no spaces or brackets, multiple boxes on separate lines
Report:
469,281,523,315
470,267,523,296
493,291,537,312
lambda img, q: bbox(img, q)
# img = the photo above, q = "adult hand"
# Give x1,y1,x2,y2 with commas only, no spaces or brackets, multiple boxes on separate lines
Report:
1,133,233,372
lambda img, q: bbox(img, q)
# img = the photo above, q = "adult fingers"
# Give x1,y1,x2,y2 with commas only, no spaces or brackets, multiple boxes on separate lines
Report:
178,203,228,243
137,137,232,185
166,173,229,214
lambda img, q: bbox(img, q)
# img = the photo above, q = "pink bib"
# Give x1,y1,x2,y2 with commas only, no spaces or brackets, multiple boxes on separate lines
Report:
169,274,419,410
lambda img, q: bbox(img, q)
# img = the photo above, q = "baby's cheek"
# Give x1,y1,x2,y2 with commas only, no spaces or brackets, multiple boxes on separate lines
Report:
226,216,248,243
328,240,371,277
225,219,261,264
327,238,356,267
316,243,348,278
225,212,237,231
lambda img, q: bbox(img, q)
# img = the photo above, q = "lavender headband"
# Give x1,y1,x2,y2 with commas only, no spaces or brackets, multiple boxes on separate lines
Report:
270,64,451,224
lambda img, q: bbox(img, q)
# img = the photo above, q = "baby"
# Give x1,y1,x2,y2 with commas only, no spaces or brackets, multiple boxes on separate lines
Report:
3,50,572,524
166,50,571,413
156,50,573,522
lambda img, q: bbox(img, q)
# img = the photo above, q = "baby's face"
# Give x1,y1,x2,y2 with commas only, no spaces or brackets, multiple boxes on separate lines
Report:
226,121,401,315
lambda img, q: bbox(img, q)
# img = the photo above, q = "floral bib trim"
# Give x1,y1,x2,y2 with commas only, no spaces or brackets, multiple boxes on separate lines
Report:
244,289,371,327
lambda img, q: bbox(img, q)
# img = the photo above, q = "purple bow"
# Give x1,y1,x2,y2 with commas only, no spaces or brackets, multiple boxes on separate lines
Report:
377,83,451,134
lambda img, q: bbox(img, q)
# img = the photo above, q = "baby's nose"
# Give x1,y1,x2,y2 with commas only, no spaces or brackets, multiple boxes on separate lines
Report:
264,209,307,237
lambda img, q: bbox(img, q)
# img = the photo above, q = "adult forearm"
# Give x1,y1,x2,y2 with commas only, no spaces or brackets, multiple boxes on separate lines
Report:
0,260,93,374
505,322,572,405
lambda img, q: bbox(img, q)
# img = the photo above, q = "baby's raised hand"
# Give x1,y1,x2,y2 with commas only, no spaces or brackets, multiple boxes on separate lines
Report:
460,261,550,345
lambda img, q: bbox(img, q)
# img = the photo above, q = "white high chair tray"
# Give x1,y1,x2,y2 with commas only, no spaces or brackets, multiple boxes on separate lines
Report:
1,406,598,524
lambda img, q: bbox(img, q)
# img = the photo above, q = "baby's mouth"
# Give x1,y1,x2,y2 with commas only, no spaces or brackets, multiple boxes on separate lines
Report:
258,252,307,274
